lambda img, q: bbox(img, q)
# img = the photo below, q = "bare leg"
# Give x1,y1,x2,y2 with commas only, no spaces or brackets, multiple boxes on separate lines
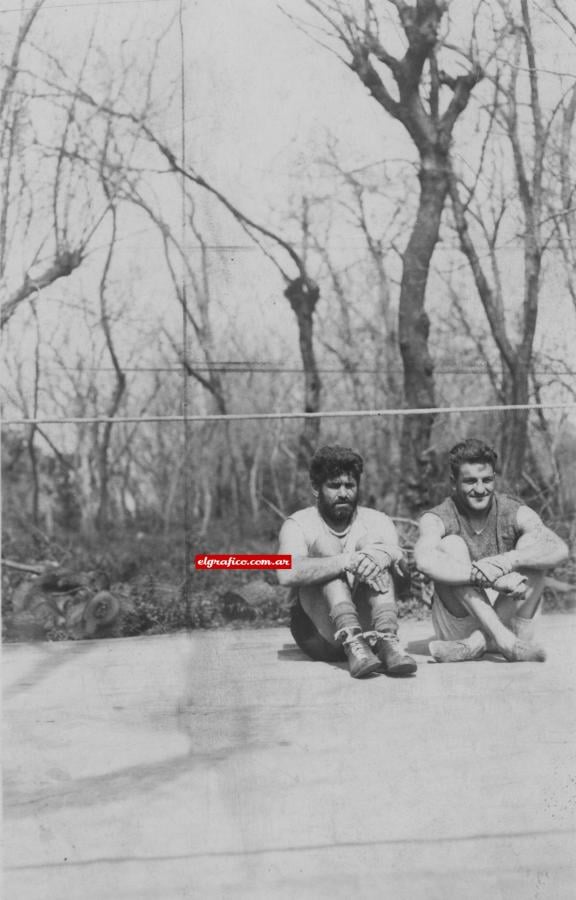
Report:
431,536,545,662
300,532,403,642
297,533,380,678
490,528,546,637
298,532,360,645
352,561,399,637
494,569,545,639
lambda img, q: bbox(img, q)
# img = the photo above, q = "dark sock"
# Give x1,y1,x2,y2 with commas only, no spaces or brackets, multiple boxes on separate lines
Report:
329,602,360,634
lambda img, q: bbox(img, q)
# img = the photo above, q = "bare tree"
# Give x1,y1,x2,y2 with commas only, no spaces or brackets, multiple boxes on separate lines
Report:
447,0,573,488
0,6,104,328
548,2,576,316
298,0,482,511
305,152,409,499
56,65,326,482
94,206,126,531
145,135,323,475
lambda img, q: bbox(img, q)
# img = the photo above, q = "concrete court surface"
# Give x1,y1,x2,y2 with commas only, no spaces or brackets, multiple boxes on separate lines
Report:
3,614,576,900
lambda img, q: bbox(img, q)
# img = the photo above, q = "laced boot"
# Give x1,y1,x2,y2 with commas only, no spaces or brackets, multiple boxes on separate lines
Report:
366,631,417,677
335,628,381,679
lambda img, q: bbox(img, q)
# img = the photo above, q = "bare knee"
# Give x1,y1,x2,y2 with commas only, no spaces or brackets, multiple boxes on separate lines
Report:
321,577,352,606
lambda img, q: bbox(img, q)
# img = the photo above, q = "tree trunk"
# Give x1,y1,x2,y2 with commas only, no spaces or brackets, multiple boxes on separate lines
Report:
500,241,540,491
500,367,529,491
398,159,448,513
76,425,99,541
27,428,40,526
284,276,322,475
305,2,481,513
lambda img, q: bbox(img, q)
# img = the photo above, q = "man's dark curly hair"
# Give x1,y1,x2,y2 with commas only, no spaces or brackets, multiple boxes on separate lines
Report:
309,445,364,487
449,438,498,478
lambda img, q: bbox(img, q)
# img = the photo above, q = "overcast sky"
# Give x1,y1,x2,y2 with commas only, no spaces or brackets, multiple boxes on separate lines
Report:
2,0,576,418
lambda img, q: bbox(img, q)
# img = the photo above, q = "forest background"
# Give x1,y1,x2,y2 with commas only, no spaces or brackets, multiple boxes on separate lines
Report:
2,0,576,640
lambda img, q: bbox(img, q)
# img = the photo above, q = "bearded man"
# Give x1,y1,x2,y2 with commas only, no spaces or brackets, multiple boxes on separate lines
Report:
277,445,416,679
414,438,569,663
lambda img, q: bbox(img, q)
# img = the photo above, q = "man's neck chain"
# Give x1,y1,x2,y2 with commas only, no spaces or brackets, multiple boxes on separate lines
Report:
469,508,492,535
325,523,352,538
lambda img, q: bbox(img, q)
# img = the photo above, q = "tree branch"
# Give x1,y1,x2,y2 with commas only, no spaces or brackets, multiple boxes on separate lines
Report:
448,169,516,372
1,248,84,329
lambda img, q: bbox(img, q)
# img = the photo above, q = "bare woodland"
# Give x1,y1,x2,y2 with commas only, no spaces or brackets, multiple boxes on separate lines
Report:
2,0,576,635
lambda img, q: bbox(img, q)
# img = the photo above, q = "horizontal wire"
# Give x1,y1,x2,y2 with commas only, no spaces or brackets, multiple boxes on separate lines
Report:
0,0,177,12
3,402,576,427
21,365,576,376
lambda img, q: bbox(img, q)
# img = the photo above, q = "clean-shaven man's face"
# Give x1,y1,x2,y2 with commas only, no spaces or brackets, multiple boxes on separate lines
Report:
315,472,359,526
453,462,496,514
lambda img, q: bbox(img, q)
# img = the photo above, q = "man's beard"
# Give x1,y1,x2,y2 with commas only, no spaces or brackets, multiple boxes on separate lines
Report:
318,495,358,526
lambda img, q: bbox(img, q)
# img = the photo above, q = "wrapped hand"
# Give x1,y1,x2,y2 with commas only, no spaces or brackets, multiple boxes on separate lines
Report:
491,571,527,596
471,554,515,586
346,550,390,589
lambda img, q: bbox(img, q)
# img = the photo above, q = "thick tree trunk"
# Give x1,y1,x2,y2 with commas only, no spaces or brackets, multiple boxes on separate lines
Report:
398,160,448,514
500,367,530,492
500,247,540,492
27,428,41,526
301,2,481,512
284,276,322,474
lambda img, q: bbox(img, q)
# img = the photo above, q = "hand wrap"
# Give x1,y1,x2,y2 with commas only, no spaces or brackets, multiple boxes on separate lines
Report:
470,553,516,588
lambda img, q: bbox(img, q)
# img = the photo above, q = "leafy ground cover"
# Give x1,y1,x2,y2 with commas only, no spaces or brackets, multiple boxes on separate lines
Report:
2,519,575,643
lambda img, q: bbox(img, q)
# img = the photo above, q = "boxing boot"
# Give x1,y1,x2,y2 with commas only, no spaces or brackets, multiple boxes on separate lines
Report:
335,627,381,679
366,631,417,677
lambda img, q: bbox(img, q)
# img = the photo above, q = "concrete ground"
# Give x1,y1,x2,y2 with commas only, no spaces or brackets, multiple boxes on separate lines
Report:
3,614,576,900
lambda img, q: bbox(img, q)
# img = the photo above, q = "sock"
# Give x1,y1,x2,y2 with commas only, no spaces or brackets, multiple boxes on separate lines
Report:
369,594,398,635
328,601,360,634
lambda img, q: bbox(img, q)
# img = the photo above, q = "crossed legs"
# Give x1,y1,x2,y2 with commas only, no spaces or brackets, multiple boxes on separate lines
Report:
430,535,546,662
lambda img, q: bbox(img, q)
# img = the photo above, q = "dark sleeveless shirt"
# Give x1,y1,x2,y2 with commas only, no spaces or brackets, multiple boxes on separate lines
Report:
424,493,523,561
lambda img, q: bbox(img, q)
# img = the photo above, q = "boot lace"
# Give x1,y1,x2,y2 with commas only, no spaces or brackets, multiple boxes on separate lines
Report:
362,630,399,649
335,628,373,659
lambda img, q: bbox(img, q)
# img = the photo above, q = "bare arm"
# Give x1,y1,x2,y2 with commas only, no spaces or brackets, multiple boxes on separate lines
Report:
480,506,569,572
276,519,351,588
357,515,404,569
350,515,404,590
414,514,474,584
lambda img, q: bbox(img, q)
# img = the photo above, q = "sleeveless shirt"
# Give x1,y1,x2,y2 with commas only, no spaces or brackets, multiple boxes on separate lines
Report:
424,493,523,561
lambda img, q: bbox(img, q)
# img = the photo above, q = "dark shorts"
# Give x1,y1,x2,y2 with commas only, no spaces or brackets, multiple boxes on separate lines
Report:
290,597,346,663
